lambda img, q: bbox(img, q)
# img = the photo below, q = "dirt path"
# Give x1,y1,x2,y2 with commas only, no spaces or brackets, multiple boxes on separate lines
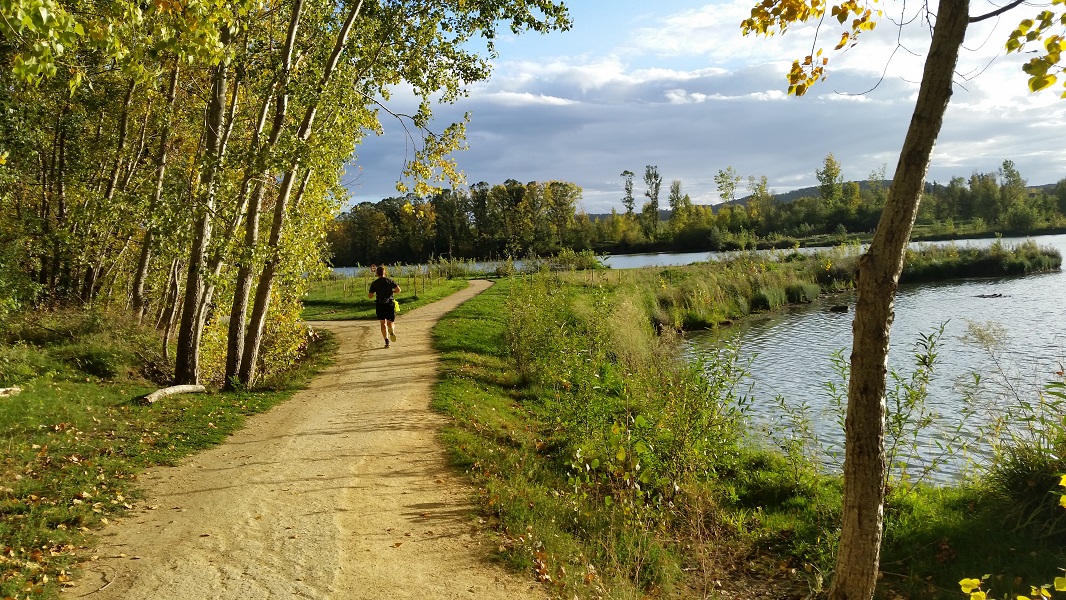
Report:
67,280,544,600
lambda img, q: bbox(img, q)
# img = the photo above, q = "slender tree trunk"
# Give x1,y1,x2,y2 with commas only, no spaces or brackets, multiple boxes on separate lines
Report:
174,28,231,385
48,117,67,294
133,60,181,322
155,257,179,329
238,0,362,387
37,108,60,289
122,99,152,191
225,0,303,388
239,167,311,385
81,80,136,303
827,4,969,599
162,259,184,361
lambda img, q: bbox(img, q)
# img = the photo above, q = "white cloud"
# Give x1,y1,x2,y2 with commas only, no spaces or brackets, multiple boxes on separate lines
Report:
664,89,709,104
482,91,577,106
347,2,1066,214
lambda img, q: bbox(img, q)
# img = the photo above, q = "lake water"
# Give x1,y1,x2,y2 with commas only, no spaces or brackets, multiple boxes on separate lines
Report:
686,234,1066,482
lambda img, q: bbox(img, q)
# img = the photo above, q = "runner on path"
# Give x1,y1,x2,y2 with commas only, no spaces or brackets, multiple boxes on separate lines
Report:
367,266,400,348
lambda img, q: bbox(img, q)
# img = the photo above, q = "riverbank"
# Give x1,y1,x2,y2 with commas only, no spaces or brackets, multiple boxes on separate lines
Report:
431,264,1066,598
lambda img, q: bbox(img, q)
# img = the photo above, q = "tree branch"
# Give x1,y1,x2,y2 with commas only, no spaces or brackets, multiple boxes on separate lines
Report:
969,0,1026,23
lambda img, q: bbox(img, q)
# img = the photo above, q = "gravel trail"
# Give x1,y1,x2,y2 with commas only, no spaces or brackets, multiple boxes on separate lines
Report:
67,280,543,600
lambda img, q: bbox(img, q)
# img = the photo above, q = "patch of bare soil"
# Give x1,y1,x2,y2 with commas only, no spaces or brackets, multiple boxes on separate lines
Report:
66,280,545,600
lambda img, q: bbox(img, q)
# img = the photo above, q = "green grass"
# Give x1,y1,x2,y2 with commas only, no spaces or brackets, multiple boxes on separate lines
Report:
430,275,836,598
301,275,468,320
431,269,1066,599
0,310,336,598
879,484,1066,599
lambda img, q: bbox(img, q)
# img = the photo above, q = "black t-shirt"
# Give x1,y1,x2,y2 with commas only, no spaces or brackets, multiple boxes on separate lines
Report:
369,277,398,303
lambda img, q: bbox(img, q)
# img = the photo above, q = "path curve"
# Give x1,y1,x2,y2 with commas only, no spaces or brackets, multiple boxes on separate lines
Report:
67,280,543,600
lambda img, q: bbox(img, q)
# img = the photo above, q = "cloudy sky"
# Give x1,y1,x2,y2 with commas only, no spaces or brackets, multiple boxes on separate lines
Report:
345,1,1066,215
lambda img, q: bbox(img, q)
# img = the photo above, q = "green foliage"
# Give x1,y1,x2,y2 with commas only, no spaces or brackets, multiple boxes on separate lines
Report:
326,157,1066,265
0,309,167,386
750,285,787,311
785,282,821,303
434,274,834,597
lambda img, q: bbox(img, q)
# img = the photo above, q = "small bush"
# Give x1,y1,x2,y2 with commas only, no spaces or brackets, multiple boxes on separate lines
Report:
0,342,45,387
0,309,169,385
981,444,1066,539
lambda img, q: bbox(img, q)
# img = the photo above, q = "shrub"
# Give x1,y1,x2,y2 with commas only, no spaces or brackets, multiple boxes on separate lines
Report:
56,341,133,378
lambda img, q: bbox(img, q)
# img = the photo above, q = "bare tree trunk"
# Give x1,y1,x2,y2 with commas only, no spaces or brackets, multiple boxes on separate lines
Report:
225,0,303,388
239,168,312,386
182,66,245,371
155,257,179,329
173,27,232,385
121,98,152,191
237,1,363,386
49,114,68,294
827,4,969,599
133,60,181,322
82,79,137,304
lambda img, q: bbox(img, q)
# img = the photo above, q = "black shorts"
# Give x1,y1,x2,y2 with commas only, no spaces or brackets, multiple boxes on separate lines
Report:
375,300,396,322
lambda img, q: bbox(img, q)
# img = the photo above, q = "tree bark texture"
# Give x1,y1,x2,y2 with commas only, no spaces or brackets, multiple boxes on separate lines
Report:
828,3,970,600
174,28,231,385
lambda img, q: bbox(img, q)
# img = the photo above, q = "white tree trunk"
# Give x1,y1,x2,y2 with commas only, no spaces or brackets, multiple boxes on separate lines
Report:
238,0,364,387
173,27,232,385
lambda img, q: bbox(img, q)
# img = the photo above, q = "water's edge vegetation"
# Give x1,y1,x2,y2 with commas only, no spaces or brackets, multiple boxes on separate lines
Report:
432,240,1066,599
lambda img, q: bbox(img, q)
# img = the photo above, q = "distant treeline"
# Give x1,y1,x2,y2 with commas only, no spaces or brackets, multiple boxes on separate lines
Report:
327,158,1066,266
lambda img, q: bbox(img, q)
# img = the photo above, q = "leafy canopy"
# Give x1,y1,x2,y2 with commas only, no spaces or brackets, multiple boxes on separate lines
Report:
741,0,1066,98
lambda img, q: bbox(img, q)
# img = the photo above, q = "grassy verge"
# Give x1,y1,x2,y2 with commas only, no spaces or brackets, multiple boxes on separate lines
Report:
432,268,1066,599
0,309,336,599
432,276,833,598
301,273,468,320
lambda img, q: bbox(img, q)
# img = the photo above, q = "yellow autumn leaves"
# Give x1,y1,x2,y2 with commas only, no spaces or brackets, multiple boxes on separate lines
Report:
740,0,881,96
